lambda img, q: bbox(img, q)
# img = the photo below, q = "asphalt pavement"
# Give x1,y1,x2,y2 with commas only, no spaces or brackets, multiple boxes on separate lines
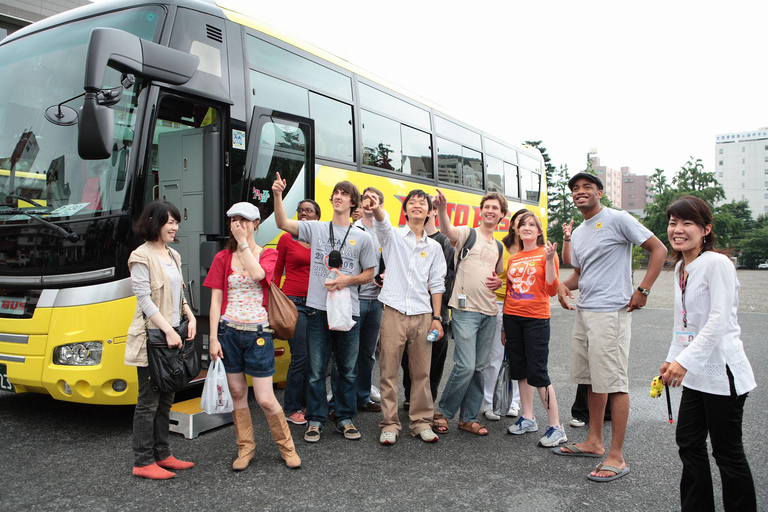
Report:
1,305,766,511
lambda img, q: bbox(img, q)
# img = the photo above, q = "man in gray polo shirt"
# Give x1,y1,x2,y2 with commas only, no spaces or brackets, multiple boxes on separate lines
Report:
554,173,666,483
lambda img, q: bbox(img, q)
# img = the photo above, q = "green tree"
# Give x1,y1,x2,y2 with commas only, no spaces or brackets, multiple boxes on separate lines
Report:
715,200,754,247
673,157,724,204
525,140,557,208
649,168,667,196
737,226,768,268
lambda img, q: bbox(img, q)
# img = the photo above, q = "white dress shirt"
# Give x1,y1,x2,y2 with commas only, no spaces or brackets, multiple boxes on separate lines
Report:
374,212,446,316
665,251,756,396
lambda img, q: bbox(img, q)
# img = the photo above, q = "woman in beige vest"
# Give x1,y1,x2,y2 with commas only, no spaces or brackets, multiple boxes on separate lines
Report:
126,200,197,479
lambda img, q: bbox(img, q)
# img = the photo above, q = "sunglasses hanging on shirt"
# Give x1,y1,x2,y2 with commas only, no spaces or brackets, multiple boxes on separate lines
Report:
327,221,352,269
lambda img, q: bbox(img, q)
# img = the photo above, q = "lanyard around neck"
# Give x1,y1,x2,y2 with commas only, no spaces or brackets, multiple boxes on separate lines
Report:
329,221,352,253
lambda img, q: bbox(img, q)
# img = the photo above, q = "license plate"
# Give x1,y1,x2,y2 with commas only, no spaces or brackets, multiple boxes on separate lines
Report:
0,363,14,392
0,296,26,316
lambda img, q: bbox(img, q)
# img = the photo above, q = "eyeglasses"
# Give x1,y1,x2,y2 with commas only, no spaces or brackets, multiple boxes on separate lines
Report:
297,208,316,214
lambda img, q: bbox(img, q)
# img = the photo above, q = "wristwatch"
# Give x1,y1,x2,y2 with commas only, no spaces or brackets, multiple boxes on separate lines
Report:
637,286,651,296
432,315,443,322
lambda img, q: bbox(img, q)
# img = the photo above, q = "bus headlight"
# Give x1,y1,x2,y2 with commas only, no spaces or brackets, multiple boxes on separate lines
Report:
53,342,103,366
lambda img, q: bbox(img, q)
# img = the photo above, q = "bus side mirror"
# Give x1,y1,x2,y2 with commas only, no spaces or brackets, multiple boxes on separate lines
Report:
78,28,200,160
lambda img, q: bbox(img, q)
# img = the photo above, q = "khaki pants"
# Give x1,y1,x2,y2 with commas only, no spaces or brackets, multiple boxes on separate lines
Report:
378,306,433,435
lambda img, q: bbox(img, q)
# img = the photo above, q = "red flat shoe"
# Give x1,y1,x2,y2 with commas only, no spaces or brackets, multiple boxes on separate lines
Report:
156,455,194,470
133,463,176,480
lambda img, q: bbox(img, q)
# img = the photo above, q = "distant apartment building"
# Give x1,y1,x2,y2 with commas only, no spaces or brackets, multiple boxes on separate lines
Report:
589,156,622,207
715,128,768,218
621,167,654,217
0,1,91,40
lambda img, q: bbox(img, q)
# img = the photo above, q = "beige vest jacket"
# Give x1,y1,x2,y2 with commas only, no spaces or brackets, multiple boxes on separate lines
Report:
125,242,187,367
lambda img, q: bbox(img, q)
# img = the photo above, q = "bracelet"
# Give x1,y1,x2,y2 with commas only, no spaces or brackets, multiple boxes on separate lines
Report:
239,242,250,251
563,238,571,242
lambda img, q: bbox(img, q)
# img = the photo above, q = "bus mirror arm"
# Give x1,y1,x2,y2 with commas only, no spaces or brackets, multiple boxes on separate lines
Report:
78,28,200,160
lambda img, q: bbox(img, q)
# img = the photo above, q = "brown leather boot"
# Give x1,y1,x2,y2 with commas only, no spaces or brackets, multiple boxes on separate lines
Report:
265,411,301,469
231,408,255,471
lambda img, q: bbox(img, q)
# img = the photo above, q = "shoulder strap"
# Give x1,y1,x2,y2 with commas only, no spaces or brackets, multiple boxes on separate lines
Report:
455,227,476,274
495,239,503,266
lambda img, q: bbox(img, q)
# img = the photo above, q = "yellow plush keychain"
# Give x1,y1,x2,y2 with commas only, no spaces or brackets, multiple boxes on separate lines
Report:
650,376,673,424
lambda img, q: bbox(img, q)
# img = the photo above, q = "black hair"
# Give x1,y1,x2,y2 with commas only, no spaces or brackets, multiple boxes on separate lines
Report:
666,195,715,267
133,200,181,241
299,199,322,218
402,189,432,225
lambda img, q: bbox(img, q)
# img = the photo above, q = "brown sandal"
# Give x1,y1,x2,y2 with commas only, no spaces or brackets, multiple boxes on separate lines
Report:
458,421,488,436
432,412,449,434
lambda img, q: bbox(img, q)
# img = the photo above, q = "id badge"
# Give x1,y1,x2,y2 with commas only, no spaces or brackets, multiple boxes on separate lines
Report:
672,331,695,348
457,294,467,308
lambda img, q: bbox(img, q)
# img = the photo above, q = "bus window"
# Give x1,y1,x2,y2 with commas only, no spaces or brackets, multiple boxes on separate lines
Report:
504,162,520,199
520,167,541,202
309,92,354,163
362,110,401,171
250,70,309,117
463,147,483,189
401,125,433,179
487,156,504,193
437,138,461,185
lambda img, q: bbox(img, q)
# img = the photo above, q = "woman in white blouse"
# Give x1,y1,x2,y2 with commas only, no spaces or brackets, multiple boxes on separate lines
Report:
661,195,756,511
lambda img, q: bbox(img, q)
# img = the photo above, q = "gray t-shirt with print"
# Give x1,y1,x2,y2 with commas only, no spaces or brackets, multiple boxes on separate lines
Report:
296,220,377,316
571,207,653,312
353,219,382,300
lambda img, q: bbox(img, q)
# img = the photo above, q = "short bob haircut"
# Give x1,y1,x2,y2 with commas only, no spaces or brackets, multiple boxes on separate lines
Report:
298,199,322,218
480,191,509,220
501,208,530,250
133,200,181,242
515,211,546,250
666,195,716,266
402,189,432,225
329,181,361,211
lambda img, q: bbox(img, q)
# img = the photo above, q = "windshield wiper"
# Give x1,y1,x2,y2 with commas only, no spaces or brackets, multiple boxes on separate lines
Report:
4,194,45,208
0,207,80,242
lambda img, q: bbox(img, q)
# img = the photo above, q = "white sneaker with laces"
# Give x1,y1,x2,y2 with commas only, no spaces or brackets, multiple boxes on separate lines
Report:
484,409,501,421
507,403,520,417
370,385,381,403
379,431,397,445
418,428,439,443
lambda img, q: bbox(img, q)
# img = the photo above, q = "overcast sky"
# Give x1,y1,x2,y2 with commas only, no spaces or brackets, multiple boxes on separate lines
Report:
222,0,767,180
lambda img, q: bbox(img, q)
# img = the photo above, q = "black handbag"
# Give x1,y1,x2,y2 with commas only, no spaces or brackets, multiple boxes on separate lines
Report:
144,249,200,393
146,318,199,393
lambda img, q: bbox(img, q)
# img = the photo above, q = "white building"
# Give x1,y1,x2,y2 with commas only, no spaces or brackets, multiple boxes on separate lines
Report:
715,128,768,218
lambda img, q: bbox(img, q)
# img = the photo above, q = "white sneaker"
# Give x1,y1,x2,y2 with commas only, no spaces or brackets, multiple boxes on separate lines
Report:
569,418,586,428
379,430,397,445
507,403,520,417
370,385,381,403
418,428,439,443
484,409,501,421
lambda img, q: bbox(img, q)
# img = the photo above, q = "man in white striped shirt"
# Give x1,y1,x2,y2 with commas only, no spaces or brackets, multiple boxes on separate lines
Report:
369,189,447,445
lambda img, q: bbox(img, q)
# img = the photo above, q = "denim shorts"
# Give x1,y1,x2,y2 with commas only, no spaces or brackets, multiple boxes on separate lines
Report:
217,323,275,378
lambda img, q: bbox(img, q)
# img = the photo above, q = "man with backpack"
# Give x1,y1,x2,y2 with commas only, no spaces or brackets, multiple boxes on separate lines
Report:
432,190,506,436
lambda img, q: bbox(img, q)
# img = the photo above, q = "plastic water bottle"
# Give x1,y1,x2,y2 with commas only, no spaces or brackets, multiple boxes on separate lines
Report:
427,329,439,343
325,270,337,288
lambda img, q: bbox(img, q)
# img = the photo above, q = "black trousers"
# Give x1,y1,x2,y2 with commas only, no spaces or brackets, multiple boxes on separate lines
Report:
132,365,174,466
403,323,450,402
571,383,611,423
676,372,755,512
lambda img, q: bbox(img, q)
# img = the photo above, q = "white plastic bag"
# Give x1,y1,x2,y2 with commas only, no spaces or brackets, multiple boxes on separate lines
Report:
200,358,234,415
326,287,356,331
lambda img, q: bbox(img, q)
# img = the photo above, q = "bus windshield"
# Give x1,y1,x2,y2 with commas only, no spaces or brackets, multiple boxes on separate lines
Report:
0,7,164,219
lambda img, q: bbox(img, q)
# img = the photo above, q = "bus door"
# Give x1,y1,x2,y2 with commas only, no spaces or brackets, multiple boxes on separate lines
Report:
149,94,224,317
245,107,314,244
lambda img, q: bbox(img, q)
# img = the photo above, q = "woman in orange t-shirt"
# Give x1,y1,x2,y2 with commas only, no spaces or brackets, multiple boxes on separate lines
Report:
503,211,565,447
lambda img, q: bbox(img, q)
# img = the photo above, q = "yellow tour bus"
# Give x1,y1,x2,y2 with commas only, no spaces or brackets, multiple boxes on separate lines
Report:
0,0,545,405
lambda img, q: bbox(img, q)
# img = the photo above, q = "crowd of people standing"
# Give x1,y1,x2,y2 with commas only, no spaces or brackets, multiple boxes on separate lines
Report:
125,172,756,510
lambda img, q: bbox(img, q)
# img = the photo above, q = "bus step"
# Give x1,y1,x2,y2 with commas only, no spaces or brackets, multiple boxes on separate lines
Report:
169,397,232,439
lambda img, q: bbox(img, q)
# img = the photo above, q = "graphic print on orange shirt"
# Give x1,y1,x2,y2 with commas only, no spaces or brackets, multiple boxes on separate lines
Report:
508,258,538,300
